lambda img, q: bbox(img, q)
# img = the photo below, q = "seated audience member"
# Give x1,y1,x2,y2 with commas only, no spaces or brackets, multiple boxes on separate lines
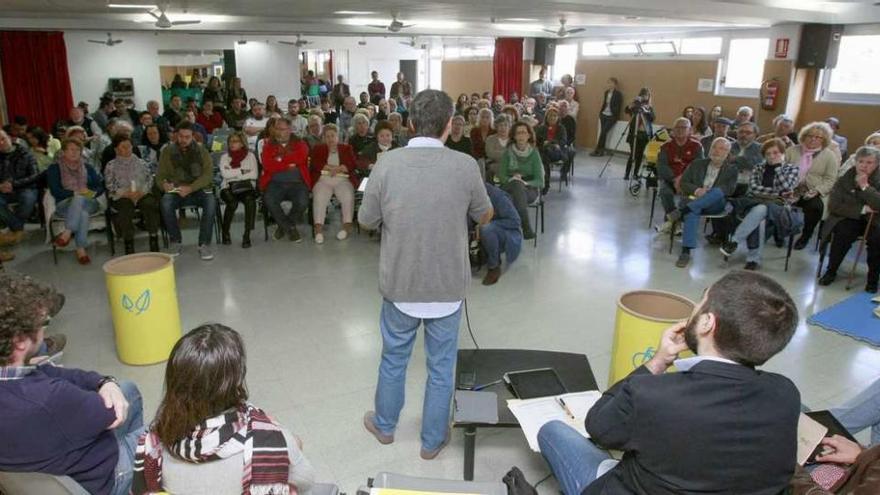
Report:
818,146,880,291
729,105,755,138
145,100,171,137
839,132,880,177
455,93,470,115
99,120,138,172
509,92,520,105
65,126,99,167
47,138,104,265
265,95,281,116
219,131,258,248
260,117,311,243
348,113,374,155
112,98,139,125
25,126,55,171
662,137,737,268
184,110,209,145
623,88,655,181
304,115,324,149
721,139,799,270
479,182,522,285
131,112,152,146
104,134,160,254
225,97,249,131
656,117,704,229
132,324,314,495
484,115,511,182
202,76,225,109
244,103,268,151
758,114,798,147
682,105,695,123
376,99,390,121
476,98,491,111
787,121,841,250
470,108,495,161
163,95,185,129
337,96,357,140
730,121,763,195
93,96,115,132
501,104,520,124
0,130,40,247
445,115,473,157
140,124,167,174
708,104,724,122
492,94,505,114
0,272,142,495
319,99,338,125
522,97,538,120
464,106,479,136
538,270,800,495
309,124,358,243
60,106,102,139
690,106,711,141
701,117,734,152
357,91,372,109
156,122,216,260
557,100,577,164
255,117,279,166
499,121,544,240
469,93,480,106
226,77,248,108
563,87,579,120
536,107,569,193
387,112,410,147
196,101,226,136
534,93,548,122
826,117,849,161
287,99,308,137
358,121,399,175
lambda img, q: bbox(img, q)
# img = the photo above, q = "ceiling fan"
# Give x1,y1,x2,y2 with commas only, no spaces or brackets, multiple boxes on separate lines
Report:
544,18,585,38
399,37,417,48
148,4,201,29
88,32,124,46
279,34,312,47
368,14,414,33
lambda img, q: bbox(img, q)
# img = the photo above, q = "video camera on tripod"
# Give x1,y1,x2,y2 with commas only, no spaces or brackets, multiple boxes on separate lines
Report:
627,95,651,115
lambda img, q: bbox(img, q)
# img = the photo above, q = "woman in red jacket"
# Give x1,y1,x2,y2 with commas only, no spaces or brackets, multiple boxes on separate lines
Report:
259,117,311,242
309,124,359,243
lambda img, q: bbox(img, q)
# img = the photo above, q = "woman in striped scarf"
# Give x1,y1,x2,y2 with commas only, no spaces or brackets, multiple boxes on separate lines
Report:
133,324,315,495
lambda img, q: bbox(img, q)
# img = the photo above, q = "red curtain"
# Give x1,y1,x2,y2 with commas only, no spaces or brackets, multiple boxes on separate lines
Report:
0,31,73,131
493,38,523,101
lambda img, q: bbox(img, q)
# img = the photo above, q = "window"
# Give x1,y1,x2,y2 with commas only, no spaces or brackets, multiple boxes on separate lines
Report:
606,42,639,55
719,38,769,97
581,41,608,56
552,43,578,79
818,35,880,104
639,41,676,55
680,37,722,55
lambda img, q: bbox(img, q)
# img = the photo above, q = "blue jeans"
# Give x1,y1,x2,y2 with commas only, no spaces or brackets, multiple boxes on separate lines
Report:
111,380,145,495
732,204,768,263
160,189,216,245
832,377,880,447
537,421,615,495
55,195,99,248
681,188,727,249
0,188,38,231
374,299,462,451
480,222,507,269
263,180,309,233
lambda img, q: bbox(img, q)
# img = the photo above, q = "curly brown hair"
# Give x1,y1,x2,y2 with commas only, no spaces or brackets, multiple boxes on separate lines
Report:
0,272,64,365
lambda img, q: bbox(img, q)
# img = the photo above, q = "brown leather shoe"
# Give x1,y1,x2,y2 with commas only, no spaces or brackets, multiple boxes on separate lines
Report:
482,267,501,286
0,230,24,247
363,411,394,445
420,431,451,460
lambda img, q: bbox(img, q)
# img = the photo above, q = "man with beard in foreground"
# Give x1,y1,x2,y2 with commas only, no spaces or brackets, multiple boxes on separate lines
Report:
537,271,801,495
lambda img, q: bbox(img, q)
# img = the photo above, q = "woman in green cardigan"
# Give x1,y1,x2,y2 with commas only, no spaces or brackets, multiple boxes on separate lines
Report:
499,121,543,239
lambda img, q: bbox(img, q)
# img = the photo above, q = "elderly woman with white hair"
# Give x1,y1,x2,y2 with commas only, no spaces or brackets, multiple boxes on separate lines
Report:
838,132,880,177
304,114,323,149
470,108,495,160
563,86,579,120
347,112,374,155
484,115,512,182
786,121,841,249
818,146,880,292
387,112,409,146
758,114,798,148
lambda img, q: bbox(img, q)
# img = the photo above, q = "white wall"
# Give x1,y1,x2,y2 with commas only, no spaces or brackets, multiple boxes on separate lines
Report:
234,41,300,104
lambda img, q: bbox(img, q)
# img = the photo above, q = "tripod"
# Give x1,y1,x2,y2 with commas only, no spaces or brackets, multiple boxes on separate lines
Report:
598,108,643,179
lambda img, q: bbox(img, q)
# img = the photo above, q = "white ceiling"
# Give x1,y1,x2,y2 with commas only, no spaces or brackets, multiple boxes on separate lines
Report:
1,0,879,37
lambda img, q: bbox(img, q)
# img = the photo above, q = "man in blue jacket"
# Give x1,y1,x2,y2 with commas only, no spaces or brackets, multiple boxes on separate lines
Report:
0,272,143,495
480,182,522,285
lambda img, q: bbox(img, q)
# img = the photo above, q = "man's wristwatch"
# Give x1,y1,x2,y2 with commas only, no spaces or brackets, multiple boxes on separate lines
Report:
96,375,118,391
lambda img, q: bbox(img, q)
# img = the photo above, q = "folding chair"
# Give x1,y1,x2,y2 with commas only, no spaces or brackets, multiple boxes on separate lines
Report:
43,191,111,264
669,212,729,255
527,193,545,248
817,211,875,290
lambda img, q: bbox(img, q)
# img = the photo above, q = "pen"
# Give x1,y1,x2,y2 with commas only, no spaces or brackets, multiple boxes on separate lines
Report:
473,378,503,391
556,397,576,421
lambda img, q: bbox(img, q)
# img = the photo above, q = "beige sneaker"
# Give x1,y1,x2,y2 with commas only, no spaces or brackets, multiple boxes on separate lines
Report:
336,229,348,241
363,411,394,445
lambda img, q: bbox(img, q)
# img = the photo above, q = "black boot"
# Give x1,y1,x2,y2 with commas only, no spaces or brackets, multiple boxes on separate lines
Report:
242,233,251,249
221,230,232,245
149,234,160,252
124,239,135,255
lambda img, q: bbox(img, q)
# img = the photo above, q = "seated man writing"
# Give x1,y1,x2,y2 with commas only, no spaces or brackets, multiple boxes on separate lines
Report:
662,137,737,268
538,270,801,495
0,272,143,495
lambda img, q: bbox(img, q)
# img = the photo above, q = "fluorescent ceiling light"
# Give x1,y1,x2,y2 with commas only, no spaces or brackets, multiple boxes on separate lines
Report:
639,41,676,54
501,18,539,22
494,23,544,31
108,3,156,8
334,10,374,15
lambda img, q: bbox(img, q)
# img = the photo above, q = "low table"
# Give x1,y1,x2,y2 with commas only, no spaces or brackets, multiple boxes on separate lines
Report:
453,349,599,481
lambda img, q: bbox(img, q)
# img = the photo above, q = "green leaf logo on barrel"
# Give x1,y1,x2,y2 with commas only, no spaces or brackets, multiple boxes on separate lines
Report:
122,290,151,316
632,346,656,369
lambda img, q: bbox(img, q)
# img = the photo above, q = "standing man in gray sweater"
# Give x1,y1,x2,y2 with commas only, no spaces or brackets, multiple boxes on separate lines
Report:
359,89,493,460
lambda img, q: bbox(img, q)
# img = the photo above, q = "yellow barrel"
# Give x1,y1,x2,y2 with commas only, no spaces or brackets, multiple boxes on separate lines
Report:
103,253,182,365
609,290,695,385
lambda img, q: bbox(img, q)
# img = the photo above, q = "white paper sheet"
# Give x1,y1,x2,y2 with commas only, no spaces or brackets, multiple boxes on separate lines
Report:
507,391,603,452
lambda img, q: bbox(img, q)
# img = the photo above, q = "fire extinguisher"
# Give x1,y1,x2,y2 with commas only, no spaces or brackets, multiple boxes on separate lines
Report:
760,79,780,111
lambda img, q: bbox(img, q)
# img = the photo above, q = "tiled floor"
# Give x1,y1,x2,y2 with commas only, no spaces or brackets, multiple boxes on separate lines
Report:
5,152,879,493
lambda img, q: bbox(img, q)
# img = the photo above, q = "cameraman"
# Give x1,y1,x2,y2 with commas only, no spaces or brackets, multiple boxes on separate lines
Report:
624,88,655,181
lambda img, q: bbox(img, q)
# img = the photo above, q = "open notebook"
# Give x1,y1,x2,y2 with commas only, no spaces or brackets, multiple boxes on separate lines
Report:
507,391,603,452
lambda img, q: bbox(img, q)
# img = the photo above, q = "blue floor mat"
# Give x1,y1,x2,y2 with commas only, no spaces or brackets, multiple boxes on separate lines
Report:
808,292,880,347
